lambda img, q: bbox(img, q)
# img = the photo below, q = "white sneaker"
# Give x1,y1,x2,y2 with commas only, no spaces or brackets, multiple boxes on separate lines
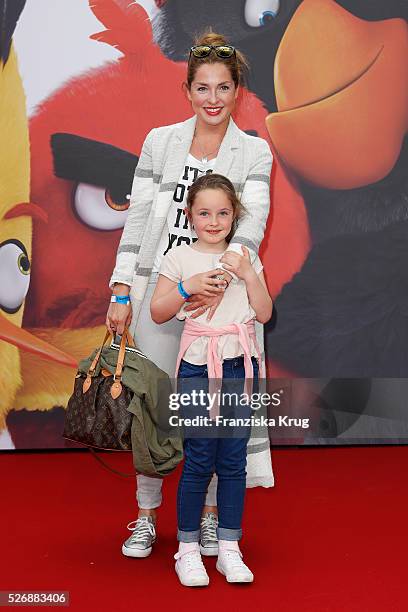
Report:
216,549,254,583
122,516,156,558
174,549,210,587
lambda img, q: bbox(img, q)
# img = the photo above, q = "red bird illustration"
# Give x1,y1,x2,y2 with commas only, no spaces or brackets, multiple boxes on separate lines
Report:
19,0,308,419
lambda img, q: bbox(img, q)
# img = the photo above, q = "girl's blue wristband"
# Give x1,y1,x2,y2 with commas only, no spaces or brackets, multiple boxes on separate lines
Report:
177,280,191,300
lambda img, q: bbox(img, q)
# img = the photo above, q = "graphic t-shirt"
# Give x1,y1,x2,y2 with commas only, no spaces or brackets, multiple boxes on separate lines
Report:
152,154,216,272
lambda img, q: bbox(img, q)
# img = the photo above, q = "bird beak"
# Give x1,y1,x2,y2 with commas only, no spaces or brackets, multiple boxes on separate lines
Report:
0,314,77,368
267,0,408,189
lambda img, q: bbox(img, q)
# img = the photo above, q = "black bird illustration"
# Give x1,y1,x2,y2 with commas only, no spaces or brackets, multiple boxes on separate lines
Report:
265,0,408,378
152,0,303,111
263,0,408,438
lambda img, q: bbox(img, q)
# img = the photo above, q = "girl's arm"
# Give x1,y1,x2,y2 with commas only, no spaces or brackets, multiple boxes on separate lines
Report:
150,269,226,324
245,270,273,324
150,276,184,324
220,246,273,324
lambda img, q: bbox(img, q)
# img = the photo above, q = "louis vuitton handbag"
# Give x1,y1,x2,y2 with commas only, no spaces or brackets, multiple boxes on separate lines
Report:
63,328,135,450
63,328,183,477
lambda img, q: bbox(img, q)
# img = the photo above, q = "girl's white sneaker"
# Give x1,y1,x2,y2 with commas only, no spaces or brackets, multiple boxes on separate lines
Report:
216,549,254,583
174,549,210,587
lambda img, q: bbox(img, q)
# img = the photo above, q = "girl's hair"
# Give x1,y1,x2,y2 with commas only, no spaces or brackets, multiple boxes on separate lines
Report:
186,29,249,89
186,173,246,242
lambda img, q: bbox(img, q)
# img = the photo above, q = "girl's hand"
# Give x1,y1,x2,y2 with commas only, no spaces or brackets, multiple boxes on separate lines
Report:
106,302,132,336
184,293,224,321
183,268,227,298
220,246,255,282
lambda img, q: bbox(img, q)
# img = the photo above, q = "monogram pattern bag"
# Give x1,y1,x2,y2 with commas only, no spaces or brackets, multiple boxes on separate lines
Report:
63,329,135,450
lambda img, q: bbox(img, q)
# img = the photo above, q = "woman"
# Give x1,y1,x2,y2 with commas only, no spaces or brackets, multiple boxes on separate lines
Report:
107,31,273,559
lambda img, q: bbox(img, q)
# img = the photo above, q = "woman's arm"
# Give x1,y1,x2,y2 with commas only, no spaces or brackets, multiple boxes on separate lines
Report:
106,130,155,334
227,138,273,263
109,129,155,288
151,269,227,324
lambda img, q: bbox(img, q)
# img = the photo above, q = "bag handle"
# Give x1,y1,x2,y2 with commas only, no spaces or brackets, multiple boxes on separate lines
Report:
124,328,136,348
83,327,136,395
111,328,136,399
88,330,113,376
114,331,130,381
83,331,113,393
87,327,135,376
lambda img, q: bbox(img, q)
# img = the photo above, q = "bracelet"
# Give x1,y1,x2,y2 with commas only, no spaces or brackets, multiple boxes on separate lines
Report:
111,295,130,305
177,280,191,300
214,273,230,288
218,262,238,281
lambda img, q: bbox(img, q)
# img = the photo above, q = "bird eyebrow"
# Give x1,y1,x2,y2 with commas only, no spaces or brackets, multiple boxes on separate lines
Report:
5,203,48,222
51,133,138,202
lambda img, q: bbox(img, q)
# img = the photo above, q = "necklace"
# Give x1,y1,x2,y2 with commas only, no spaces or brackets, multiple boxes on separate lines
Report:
194,131,222,163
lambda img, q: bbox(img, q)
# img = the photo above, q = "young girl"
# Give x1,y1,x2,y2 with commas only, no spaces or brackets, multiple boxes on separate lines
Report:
151,173,273,586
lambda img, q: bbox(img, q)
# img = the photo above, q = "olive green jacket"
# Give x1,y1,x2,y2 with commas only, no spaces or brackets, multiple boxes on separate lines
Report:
79,345,183,477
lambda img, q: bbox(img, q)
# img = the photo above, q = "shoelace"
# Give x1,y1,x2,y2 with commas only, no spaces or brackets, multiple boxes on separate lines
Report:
174,549,206,571
127,517,156,544
220,549,246,568
200,513,218,541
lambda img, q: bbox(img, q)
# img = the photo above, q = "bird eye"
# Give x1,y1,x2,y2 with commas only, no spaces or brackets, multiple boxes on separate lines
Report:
245,0,280,27
73,183,129,230
0,239,31,313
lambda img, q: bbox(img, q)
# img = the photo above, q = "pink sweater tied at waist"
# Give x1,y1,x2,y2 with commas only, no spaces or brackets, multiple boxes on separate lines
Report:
175,318,265,419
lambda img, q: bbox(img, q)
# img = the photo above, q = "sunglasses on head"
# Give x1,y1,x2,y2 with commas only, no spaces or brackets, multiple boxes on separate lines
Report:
189,45,236,60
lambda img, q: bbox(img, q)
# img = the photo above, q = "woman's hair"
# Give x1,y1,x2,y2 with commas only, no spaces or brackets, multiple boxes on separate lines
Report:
186,29,249,89
186,173,246,242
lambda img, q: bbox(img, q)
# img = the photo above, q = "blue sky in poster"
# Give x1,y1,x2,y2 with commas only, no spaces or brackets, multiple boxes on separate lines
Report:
14,0,156,115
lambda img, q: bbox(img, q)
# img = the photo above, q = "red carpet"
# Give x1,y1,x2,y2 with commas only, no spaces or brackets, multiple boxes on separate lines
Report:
1,447,407,611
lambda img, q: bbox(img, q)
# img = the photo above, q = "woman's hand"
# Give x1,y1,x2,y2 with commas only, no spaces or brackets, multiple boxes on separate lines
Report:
184,293,225,321
183,268,227,298
106,302,132,336
220,246,255,283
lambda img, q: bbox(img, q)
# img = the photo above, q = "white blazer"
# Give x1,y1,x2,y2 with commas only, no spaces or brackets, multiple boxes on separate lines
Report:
111,114,273,327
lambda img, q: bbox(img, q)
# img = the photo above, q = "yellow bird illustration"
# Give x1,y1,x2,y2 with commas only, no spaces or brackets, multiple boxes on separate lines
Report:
0,1,77,448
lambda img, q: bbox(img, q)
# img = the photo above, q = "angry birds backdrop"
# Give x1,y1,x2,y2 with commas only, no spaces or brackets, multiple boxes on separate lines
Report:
3,0,408,447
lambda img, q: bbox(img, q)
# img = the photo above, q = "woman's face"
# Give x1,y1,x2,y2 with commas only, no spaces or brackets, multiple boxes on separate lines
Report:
186,63,239,128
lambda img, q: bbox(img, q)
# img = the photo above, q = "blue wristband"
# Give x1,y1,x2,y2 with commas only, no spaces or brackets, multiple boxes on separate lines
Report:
111,295,130,305
177,280,191,300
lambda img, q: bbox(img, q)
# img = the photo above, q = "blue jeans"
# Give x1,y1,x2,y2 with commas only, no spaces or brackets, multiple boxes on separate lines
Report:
177,356,259,542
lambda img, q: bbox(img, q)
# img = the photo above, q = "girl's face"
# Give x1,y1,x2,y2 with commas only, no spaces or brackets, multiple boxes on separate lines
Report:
186,63,239,128
188,188,234,245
